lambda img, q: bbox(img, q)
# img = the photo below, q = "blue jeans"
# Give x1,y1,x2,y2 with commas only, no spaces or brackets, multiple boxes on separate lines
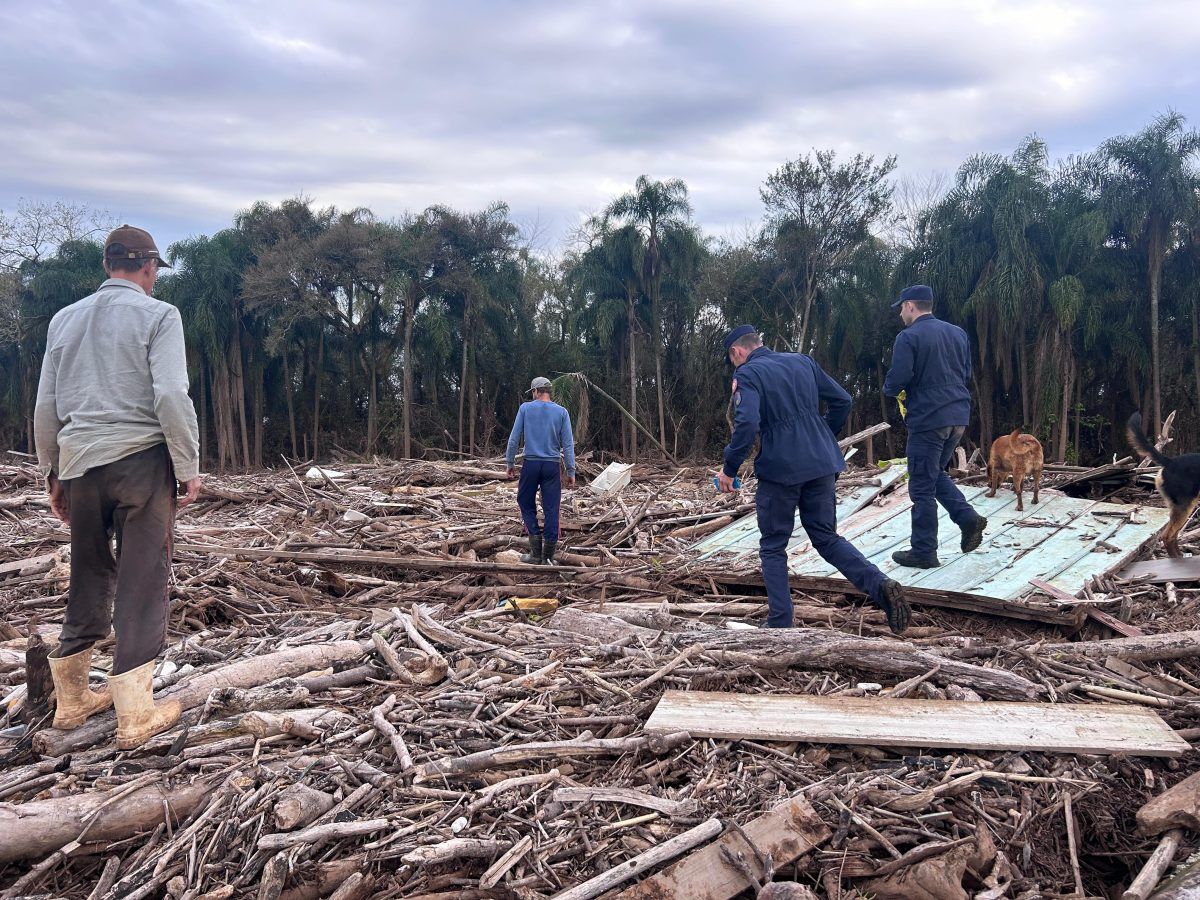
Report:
906,425,978,558
757,475,889,627
517,459,561,540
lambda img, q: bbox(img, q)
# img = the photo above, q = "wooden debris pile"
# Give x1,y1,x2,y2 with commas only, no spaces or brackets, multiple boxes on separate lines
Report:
3,455,1200,898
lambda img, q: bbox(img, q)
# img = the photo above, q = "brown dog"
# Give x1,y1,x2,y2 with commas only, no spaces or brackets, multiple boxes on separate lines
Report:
987,428,1043,511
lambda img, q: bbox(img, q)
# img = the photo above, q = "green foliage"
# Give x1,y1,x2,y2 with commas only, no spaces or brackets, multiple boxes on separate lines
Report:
6,115,1200,468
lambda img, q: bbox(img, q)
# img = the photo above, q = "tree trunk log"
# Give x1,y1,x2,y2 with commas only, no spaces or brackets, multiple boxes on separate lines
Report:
414,730,691,783
0,777,217,863
1032,631,1200,662
689,628,1041,701
24,632,53,723
273,783,337,831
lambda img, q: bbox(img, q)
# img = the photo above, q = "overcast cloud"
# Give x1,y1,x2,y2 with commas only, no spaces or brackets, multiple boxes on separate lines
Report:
2,0,1197,252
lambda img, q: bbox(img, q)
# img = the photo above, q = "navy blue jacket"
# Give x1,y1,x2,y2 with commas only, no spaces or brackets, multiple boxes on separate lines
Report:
883,315,972,432
723,347,850,484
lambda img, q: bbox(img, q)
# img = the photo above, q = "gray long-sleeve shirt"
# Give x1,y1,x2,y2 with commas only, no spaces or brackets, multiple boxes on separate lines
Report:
34,278,200,482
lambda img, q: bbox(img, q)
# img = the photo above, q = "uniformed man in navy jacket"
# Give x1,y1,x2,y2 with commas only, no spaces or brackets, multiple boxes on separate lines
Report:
884,285,987,567
718,326,911,633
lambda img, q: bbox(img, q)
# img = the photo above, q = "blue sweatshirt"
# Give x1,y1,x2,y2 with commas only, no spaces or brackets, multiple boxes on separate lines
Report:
506,400,576,476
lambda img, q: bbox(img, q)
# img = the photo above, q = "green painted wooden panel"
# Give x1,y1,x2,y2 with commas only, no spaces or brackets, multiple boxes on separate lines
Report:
694,464,907,559
693,465,1171,603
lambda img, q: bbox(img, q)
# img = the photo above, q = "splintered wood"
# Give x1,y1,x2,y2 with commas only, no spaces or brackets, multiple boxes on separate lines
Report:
644,690,1190,757
616,796,830,900
3,454,1200,898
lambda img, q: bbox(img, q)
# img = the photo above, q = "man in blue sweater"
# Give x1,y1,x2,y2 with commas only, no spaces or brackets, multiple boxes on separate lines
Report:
506,376,576,565
884,285,987,568
718,326,911,633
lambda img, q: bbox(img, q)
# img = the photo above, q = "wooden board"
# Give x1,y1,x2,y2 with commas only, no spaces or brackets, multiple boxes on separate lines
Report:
1119,556,1200,584
0,552,56,579
645,691,1188,757
616,795,829,900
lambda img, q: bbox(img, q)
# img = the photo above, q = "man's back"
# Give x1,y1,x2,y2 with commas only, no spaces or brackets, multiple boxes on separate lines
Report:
36,278,199,481
884,315,971,431
728,347,851,485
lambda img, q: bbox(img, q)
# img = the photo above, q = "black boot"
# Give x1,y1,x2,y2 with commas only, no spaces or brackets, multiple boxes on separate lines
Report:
892,549,940,569
960,516,987,553
520,535,543,564
542,540,558,565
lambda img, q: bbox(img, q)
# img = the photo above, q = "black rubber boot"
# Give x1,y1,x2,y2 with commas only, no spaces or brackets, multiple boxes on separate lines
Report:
520,535,543,564
542,540,558,565
961,516,987,553
891,549,940,569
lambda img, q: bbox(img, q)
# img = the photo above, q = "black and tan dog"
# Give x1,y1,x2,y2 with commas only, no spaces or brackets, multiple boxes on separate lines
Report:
1128,412,1200,557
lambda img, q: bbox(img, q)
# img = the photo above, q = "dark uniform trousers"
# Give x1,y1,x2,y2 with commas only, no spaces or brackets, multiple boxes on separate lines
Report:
757,475,888,628
907,425,977,558
517,459,562,541
58,443,176,675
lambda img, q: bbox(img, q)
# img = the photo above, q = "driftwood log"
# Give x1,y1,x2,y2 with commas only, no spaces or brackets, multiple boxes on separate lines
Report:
0,776,218,863
414,730,692,783
1034,630,1200,662
273,783,337,831
545,611,1044,701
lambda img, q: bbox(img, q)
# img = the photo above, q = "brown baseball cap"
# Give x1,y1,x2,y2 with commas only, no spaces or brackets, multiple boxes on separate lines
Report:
104,224,172,268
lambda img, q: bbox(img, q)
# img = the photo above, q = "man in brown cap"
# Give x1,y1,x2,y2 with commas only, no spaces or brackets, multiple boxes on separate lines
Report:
34,224,201,748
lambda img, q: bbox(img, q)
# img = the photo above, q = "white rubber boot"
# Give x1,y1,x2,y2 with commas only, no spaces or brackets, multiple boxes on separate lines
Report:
108,661,181,749
48,647,112,729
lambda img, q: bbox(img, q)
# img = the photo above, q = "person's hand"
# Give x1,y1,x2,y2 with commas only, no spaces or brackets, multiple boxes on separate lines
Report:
506,467,517,480
178,477,203,508
716,472,736,493
565,475,576,488
47,475,70,525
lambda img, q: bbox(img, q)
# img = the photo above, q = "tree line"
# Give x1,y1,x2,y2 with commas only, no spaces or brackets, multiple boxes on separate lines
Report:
2,112,1199,471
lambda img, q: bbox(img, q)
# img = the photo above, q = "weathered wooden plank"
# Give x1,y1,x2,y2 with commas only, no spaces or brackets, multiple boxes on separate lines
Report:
1088,608,1146,638
1030,576,1146,637
1119,557,1200,584
644,691,1188,757
616,795,829,900
0,552,56,578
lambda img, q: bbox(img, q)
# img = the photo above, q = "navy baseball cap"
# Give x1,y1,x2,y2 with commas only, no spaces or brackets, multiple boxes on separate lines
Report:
892,284,933,308
722,325,757,354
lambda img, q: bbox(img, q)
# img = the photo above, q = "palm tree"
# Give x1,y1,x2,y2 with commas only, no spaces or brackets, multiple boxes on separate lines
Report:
605,176,693,452
1100,111,1200,435
905,138,1050,446
569,220,646,457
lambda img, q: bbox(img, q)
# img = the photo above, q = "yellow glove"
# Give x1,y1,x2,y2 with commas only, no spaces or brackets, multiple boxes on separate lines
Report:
896,390,907,420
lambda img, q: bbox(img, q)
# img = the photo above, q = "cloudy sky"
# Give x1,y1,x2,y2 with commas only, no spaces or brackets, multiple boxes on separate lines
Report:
2,0,1197,253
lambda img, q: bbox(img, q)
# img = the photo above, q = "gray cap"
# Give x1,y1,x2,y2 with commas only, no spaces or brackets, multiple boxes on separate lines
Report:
530,376,552,392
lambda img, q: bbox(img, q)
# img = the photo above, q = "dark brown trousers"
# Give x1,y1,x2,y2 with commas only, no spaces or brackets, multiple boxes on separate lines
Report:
58,444,176,675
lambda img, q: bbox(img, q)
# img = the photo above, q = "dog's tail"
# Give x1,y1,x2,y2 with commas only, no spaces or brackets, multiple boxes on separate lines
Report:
1127,411,1170,467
